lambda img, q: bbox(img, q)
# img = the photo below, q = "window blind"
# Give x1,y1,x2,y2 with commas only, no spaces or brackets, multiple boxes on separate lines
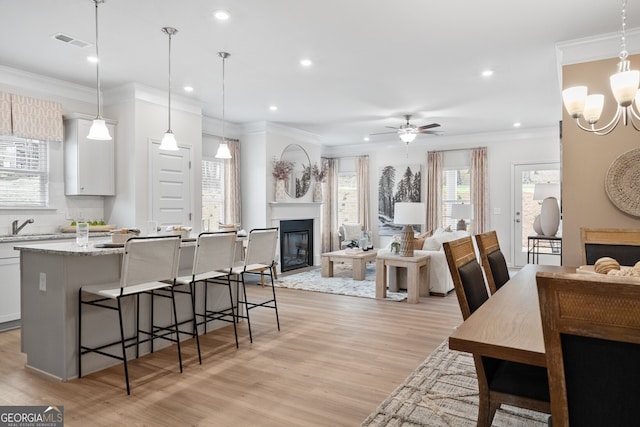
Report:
0,137,49,207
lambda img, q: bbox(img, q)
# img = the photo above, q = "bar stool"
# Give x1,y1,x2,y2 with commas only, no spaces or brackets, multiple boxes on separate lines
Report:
78,235,182,395
174,231,239,355
227,228,279,343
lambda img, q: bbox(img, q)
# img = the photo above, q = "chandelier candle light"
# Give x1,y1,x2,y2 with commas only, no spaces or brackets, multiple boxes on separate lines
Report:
87,0,112,140
159,27,179,151
394,202,425,257
562,0,640,135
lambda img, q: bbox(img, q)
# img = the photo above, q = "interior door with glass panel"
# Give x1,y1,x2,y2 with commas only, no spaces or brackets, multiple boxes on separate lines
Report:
513,163,560,267
150,141,192,228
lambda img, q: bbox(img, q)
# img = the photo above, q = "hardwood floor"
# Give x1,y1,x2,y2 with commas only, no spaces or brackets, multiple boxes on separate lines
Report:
0,282,462,426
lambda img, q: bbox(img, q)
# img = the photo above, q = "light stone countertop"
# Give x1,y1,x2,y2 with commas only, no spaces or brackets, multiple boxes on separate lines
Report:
0,232,110,244
14,237,197,256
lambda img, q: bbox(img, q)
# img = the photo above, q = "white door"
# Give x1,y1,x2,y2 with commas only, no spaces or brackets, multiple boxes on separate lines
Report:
512,162,560,267
150,141,192,228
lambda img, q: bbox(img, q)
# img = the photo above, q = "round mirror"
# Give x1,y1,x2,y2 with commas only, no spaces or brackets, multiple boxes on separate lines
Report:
281,144,311,198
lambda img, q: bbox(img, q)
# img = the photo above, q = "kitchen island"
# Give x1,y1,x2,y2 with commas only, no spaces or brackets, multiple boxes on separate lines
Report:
15,239,237,381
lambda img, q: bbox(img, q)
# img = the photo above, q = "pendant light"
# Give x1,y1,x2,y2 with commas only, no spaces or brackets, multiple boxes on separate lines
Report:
215,52,232,159
87,0,112,140
159,27,179,151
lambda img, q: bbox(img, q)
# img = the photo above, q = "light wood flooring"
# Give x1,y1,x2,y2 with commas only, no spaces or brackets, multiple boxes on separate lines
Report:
0,281,463,426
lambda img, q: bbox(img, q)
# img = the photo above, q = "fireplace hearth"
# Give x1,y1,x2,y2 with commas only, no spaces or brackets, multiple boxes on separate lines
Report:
280,219,314,272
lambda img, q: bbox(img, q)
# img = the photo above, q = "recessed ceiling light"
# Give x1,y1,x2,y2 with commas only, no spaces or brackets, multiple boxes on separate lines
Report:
513,122,521,128
482,70,494,77
213,10,230,20
87,55,98,63
269,105,278,111
184,86,194,92
363,136,370,142
300,58,312,67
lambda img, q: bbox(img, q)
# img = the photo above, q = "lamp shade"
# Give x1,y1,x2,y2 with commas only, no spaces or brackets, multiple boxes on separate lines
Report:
87,119,112,140
215,142,232,159
394,202,425,225
159,131,179,151
451,203,472,219
533,183,560,201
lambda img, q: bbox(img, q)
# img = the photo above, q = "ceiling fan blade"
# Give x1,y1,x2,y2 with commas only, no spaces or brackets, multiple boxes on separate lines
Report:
417,123,440,130
370,131,398,136
385,126,400,130
416,130,444,135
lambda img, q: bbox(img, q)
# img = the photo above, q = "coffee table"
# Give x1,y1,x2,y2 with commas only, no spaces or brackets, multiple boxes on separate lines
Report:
321,249,378,281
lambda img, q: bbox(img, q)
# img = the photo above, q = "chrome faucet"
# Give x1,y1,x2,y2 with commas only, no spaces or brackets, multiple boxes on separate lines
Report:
12,218,34,235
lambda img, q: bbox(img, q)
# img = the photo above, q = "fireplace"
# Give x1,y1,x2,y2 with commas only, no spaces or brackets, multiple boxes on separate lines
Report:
280,219,314,272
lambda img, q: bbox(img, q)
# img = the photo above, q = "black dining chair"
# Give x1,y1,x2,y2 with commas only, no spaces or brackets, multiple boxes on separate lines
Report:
538,272,640,427
444,236,550,427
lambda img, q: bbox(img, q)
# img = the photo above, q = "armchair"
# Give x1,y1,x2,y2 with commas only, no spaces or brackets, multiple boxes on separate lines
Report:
338,223,364,249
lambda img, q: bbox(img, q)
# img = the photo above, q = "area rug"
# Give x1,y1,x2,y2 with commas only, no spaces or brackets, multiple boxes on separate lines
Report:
275,264,407,302
361,341,550,426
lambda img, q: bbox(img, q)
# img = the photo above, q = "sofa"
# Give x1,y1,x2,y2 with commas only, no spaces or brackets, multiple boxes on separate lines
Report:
380,228,468,296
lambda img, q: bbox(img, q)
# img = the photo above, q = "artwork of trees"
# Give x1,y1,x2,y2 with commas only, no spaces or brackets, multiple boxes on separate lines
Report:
378,164,421,235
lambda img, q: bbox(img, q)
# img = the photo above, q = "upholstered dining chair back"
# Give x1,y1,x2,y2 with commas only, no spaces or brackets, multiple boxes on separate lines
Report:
537,272,640,427
244,228,279,268
443,236,488,320
475,230,510,294
580,227,640,266
192,231,237,276
120,235,181,290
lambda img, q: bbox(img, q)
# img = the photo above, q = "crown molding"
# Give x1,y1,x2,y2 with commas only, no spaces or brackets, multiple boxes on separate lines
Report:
556,27,640,66
0,64,94,103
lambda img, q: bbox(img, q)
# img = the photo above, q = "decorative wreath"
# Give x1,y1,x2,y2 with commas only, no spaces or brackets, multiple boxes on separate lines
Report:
605,147,640,217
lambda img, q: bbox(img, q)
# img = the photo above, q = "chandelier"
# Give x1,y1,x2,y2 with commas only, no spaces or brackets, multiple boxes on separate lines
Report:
562,0,640,135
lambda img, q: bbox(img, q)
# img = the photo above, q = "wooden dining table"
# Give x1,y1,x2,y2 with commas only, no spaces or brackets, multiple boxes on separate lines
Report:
448,264,575,367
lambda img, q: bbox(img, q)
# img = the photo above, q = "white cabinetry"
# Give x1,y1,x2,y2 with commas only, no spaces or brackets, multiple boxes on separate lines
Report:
0,243,20,324
64,117,116,196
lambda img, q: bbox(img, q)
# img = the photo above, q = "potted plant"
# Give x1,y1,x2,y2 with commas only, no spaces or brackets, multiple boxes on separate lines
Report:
272,158,295,201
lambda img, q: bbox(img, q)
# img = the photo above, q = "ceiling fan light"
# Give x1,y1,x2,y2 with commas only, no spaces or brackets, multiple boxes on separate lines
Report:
159,131,179,151
215,141,232,159
87,118,112,140
399,132,416,143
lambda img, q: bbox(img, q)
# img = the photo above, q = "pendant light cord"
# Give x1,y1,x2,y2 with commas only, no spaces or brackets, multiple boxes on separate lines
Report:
167,30,173,132
218,52,230,143
94,0,103,119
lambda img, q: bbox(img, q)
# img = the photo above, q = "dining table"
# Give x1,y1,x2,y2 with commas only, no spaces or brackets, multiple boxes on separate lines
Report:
448,264,575,367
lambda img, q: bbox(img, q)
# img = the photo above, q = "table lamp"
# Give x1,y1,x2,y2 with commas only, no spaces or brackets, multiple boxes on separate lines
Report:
533,183,560,236
394,202,425,257
451,203,472,231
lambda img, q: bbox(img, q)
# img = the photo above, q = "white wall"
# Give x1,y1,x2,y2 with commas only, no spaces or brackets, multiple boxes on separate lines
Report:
323,126,560,266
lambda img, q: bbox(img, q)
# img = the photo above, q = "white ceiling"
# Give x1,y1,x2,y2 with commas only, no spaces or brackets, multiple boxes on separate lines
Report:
1,0,639,146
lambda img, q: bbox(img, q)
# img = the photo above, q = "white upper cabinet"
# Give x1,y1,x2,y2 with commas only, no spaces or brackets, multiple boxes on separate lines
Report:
64,117,115,196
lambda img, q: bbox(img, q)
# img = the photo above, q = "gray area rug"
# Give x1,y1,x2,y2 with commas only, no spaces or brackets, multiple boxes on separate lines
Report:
362,341,549,426
275,264,407,302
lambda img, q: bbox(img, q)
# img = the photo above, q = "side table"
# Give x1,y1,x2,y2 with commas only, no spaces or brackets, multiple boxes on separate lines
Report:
375,252,430,303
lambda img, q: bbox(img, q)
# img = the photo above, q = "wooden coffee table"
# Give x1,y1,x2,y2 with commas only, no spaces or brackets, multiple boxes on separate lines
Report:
321,249,378,281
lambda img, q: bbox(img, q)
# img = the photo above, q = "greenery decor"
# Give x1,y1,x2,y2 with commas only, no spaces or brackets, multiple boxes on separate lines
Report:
311,161,328,182
272,158,295,181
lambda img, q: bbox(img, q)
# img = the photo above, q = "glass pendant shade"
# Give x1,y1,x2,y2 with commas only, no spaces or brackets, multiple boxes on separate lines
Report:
87,119,112,140
610,70,639,107
562,86,587,118
583,94,605,124
215,141,232,159
159,131,178,151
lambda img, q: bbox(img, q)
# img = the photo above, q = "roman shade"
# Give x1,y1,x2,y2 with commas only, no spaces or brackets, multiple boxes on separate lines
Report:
0,92,63,142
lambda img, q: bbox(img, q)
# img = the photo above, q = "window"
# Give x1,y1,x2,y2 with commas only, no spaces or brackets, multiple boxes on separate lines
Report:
337,171,357,226
0,136,49,207
202,158,225,226
442,168,470,229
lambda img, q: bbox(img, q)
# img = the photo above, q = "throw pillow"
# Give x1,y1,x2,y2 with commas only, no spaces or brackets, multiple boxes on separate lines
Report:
423,236,441,251
413,232,429,250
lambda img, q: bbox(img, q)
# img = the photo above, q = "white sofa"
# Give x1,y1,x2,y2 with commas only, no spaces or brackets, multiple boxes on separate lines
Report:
380,228,468,296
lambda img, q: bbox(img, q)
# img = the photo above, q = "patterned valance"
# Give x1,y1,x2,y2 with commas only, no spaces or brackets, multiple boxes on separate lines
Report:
0,92,10,136
10,94,63,142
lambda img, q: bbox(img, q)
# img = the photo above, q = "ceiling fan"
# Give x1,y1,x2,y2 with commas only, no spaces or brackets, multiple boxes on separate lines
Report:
371,115,441,143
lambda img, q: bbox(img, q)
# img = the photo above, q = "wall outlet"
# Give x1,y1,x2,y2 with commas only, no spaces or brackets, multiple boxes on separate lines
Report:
39,272,46,292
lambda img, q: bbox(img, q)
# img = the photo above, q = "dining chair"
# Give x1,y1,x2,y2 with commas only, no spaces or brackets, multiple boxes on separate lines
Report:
475,230,510,294
580,227,640,266
537,272,640,427
443,236,550,427
227,227,280,343
78,235,182,395
174,231,239,353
